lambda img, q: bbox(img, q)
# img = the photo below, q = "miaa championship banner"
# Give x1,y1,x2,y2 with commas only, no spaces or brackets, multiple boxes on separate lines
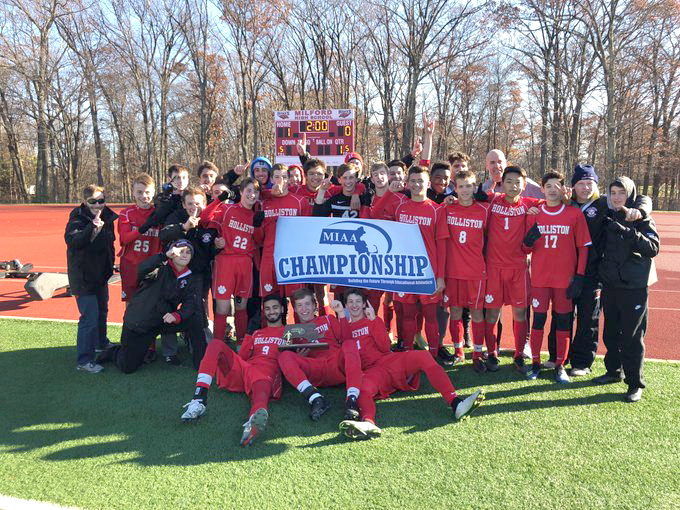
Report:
274,217,436,294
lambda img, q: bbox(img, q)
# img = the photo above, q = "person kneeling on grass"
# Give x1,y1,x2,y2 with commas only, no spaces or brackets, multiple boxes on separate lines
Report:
97,239,206,372
336,288,486,440
180,294,289,447
594,176,660,403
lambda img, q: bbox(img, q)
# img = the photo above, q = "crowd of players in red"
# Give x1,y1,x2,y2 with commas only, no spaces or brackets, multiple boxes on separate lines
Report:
66,118,660,446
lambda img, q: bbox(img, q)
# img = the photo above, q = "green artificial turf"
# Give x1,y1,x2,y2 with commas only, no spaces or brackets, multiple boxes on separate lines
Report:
0,318,679,509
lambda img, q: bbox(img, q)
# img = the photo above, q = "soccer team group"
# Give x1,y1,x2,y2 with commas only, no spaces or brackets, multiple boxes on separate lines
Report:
65,122,660,446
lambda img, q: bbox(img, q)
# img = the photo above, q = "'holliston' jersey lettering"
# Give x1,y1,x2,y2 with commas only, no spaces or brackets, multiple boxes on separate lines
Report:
526,203,592,289
445,202,489,280
486,194,541,269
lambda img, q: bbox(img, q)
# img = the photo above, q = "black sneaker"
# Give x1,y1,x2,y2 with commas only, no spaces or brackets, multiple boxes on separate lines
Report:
512,356,527,374
164,355,181,366
472,358,487,374
391,339,406,352
344,395,360,420
436,347,454,367
486,355,500,372
310,395,331,421
143,350,157,364
452,355,465,365
625,387,642,403
592,372,624,385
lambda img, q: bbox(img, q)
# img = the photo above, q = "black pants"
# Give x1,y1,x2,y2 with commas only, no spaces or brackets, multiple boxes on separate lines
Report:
548,278,601,368
113,315,206,373
601,286,647,389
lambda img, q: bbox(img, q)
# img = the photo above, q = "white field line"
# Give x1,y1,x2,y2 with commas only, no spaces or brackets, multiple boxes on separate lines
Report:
0,315,122,326
0,494,81,510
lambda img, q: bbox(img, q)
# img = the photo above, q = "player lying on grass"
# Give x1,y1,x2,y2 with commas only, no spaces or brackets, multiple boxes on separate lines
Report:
337,288,485,440
96,239,207,371
278,288,363,422
180,294,289,446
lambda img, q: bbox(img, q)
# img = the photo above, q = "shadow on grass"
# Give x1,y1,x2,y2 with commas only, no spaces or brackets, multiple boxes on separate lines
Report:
0,345,618,465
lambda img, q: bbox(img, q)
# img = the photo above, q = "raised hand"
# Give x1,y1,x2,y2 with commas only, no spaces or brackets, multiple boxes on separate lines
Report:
330,299,345,319
296,132,307,157
365,301,376,321
92,209,104,229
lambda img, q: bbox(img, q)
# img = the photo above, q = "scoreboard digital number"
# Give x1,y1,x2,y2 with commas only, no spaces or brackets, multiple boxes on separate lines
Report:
274,109,355,166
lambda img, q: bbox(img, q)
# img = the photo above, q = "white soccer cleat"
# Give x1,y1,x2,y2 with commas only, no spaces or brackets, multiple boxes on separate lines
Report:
339,420,382,440
453,389,485,421
241,408,268,446
76,362,104,374
181,399,206,422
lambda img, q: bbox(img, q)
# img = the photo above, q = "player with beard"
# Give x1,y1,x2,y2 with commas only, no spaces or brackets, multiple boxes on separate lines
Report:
180,294,288,446
337,288,485,440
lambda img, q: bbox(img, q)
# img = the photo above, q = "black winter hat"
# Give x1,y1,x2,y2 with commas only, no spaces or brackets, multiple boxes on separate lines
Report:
571,164,599,186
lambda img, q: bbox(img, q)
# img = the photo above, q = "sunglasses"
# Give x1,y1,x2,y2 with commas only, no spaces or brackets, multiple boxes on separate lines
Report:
87,198,106,205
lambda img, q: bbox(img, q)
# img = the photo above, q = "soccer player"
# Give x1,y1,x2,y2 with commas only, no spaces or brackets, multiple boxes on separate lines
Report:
444,170,490,371
200,178,261,343
288,164,304,188
65,185,117,373
140,164,190,233
180,294,288,446
197,160,219,198
595,176,659,402
523,172,592,383
448,151,470,172
337,288,485,440
118,173,161,303
277,288,359,421
483,166,541,373
258,165,311,298
372,165,449,362
97,239,206,372
313,163,366,218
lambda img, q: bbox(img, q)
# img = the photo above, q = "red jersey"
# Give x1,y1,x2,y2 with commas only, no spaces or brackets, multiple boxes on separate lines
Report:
260,192,311,255
205,202,256,259
239,326,286,368
444,201,489,280
526,203,592,288
486,194,541,269
301,315,344,358
394,199,449,278
340,317,391,369
364,190,407,220
118,205,161,265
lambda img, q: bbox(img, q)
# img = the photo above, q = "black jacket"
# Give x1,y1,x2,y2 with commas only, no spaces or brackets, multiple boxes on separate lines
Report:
576,194,652,278
65,204,117,295
124,253,203,332
139,190,183,233
159,208,220,275
599,210,660,289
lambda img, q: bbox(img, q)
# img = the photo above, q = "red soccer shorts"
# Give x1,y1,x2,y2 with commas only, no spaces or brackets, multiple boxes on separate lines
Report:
216,355,283,400
362,352,422,400
443,278,485,309
393,291,441,306
259,254,304,298
531,287,573,314
484,265,530,309
213,254,253,300
119,260,139,302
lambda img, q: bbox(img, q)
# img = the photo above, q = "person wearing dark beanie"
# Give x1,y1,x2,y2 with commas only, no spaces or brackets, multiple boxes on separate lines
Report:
546,164,653,377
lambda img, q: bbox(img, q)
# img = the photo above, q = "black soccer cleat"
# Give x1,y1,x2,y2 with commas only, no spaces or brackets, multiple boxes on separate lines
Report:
344,395,360,421
309,395,331,421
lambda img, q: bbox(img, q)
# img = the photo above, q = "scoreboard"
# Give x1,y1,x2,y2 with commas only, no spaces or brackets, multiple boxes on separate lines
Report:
274,109,355,166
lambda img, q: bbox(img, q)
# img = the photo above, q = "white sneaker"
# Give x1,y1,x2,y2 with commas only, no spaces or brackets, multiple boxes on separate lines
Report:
241,408,268,446
339,420,382,440
76,362,104,374
181,399,206,422
453,389,485,421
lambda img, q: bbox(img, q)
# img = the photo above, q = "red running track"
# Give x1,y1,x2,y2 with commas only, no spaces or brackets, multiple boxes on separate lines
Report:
0,204,678,360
